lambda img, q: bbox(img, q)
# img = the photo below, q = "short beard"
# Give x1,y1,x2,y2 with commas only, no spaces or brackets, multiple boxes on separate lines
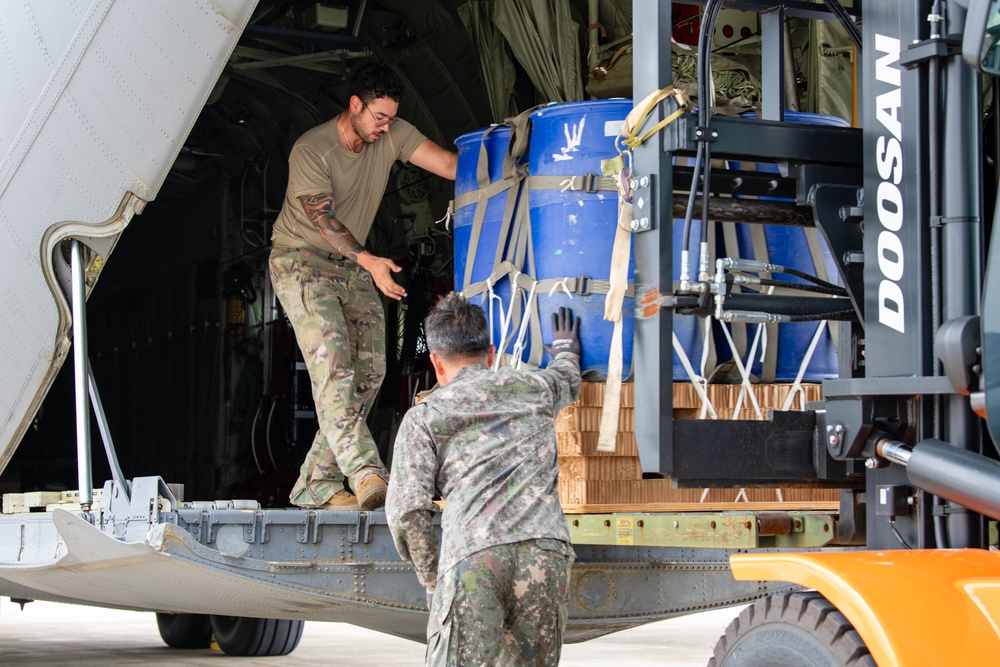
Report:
350,114,379,144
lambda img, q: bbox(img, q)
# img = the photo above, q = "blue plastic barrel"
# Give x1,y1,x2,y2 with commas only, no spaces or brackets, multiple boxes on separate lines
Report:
453,126,514,291
527,100,633,377
738,109,851,126
727,110,848,381
453,126,518,352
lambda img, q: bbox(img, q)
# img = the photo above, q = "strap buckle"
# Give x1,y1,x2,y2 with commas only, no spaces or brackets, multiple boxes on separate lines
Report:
573,276,592,296
565,174,601,193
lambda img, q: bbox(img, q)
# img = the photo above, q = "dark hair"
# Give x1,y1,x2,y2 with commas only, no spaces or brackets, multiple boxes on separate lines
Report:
424,293,490,359
349,62,404,104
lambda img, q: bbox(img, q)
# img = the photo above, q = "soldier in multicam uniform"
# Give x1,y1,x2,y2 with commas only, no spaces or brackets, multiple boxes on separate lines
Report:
269,63,457,510
386,293,582,666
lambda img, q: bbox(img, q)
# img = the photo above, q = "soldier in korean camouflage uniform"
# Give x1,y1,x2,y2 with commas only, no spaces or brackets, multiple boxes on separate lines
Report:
269,62,456,511
386,293,581,666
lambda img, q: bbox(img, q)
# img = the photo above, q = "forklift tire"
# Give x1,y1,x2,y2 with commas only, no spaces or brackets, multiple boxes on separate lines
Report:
209,615,304,656
155,612,212,649
708,592,876,667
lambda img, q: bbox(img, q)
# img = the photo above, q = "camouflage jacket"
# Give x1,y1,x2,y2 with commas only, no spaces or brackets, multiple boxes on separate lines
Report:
385,353,581,589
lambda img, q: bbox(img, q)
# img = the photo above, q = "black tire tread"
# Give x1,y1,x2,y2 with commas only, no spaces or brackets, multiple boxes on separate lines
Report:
708,592,876,667
209,615,304,657
155,612,212,649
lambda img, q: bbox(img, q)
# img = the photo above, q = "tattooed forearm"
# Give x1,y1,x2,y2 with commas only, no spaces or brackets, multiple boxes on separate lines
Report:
299,193,365,262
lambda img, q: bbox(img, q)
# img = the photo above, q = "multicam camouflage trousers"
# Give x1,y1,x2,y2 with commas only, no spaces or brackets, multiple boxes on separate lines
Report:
426,540,573,667
269,247,389,507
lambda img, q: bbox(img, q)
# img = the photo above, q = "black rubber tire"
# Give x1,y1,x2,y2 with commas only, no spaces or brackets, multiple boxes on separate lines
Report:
708,592,876,667
155,612,212,649
209,615,304,657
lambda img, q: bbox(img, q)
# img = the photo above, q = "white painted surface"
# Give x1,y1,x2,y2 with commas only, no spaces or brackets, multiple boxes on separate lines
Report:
0,0,257,473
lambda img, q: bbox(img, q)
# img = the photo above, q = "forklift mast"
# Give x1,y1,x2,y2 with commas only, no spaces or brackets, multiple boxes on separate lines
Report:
633,0,1000,555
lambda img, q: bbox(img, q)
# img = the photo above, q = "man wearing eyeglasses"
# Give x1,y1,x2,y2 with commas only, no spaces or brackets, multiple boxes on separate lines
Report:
270,62,457,511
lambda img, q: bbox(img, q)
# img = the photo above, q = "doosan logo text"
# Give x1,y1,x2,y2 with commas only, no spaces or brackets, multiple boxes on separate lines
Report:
874,33,905,334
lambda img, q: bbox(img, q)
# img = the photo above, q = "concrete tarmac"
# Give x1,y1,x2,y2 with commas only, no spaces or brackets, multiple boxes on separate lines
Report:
0,597,743,666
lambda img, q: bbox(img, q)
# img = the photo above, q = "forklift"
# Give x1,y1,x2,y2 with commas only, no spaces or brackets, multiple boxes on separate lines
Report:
629,0,1000,663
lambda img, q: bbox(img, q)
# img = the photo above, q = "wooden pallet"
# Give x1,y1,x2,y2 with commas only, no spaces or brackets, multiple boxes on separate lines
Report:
556,381,838,508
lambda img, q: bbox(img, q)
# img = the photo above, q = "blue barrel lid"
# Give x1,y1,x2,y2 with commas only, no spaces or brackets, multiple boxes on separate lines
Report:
738,109,851,127
529,98,633,121
454,124,511,150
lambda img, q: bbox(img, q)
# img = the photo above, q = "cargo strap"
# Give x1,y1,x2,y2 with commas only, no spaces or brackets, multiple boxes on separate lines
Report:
451,173,617,212
780,322,827,411
526,173,619,193
622,86,690,151
456,102,636,374
597,190,633,452
803,226,840,355
462,261,635,370
673,332,719,420
457,124,521,292
594,88,690,452
719,322,764,419
748,224,779,383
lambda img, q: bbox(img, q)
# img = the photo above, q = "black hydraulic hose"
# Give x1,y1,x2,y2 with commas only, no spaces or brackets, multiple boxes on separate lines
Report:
681,141,706,265
727,262,844,291
821,0,862,55
700,154,713,252
723,293,856,319
698,0,725,129
696,0,725,255
755,277,849,296
779,266,843,291
787,309,857,323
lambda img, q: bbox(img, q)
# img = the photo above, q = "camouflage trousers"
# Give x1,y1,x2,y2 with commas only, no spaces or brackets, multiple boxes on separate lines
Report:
269,247,389,507
426,540,572,667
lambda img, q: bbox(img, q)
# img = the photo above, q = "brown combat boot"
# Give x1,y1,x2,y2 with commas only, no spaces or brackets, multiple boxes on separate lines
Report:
356,474,388,511
318,490,361,511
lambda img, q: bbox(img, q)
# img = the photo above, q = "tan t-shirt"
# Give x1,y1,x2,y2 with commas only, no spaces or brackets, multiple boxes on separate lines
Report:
271,117,426,256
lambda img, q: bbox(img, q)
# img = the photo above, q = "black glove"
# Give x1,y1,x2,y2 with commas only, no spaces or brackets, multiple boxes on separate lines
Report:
550,307,581,357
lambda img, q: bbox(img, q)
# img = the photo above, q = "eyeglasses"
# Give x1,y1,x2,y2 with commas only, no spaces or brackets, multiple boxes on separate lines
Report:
362,101,397,127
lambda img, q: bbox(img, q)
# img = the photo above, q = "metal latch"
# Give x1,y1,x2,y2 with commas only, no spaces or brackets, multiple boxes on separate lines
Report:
348,512,374,544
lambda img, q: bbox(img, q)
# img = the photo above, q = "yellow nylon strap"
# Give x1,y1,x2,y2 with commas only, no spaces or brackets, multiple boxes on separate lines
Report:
622,86,689,151
597,195,634,453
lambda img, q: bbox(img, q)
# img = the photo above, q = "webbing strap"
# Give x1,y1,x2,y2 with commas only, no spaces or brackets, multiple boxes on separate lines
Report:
509,195,544,368
672,332,718,420
460,184,506,291
475,125,499,189
525,174,618,193
721,223,747,358
622,86,690,151
453,172,617,212
460,124,525,291
780,321,826,412
453,178,515,212
594,88,693,452
702,216,719,373
803,226,840,354
463,266,631,303
748,224,779,383
597,196,634,452
719,322,763,419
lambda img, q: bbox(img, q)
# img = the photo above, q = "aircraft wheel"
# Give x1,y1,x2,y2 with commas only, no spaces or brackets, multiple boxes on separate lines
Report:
155,612,212,649
709,591,876,666
209,615,304,656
